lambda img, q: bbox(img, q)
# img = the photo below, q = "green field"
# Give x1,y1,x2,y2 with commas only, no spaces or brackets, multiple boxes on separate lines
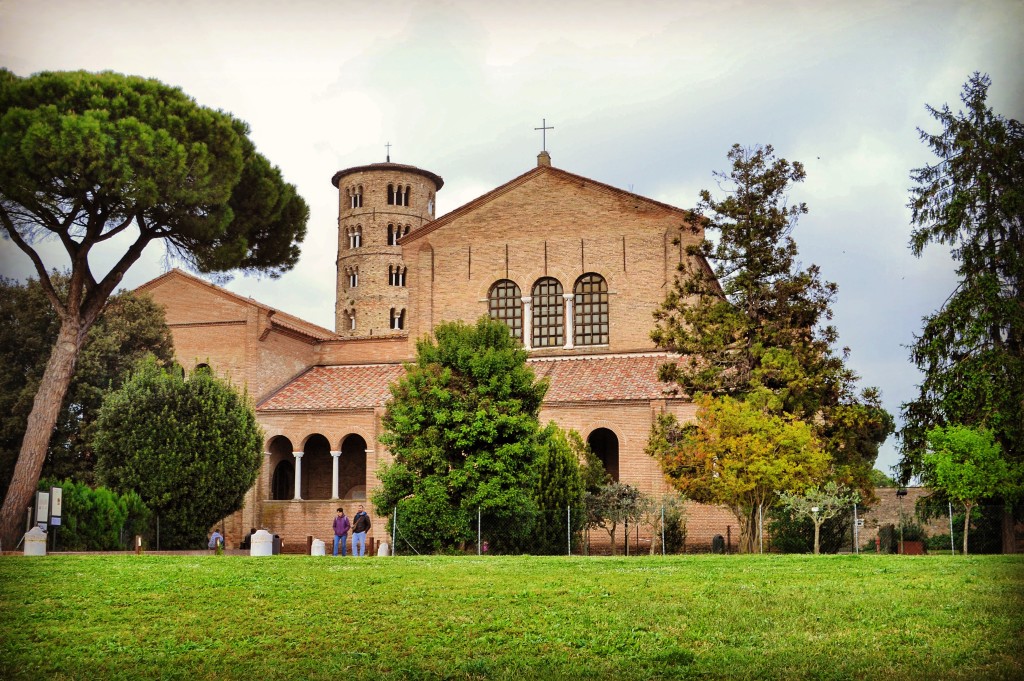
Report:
1,554,1021,680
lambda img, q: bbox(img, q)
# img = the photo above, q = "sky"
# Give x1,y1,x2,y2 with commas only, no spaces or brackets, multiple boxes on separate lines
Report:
1,0,1022,477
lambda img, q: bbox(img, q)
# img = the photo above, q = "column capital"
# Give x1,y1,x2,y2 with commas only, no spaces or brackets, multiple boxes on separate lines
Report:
330,450,341,457
562,292,573,300
292,451,304,459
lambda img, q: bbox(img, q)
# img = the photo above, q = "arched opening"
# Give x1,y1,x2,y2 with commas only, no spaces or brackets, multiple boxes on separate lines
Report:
340,434,368,500
268,435,294,500
302,433,333,500
488,279,523,341
588,428,619,482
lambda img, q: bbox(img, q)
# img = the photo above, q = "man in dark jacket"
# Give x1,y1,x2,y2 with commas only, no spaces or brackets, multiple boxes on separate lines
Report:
351,505,371,556
333,508,351,557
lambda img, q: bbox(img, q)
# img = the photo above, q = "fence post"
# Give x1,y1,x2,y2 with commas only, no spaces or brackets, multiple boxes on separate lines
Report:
853,504,859,554
661,506,666,556
567,506,571,556
624,516,629,557
393,506,398,557
949,502,955,555
478,507,482,556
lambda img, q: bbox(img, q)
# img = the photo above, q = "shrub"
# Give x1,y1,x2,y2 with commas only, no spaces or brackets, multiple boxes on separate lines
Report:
38,478,150,550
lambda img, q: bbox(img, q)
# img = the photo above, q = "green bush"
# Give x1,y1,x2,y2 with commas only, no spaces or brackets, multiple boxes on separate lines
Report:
769,506,853,553
38,478,150,550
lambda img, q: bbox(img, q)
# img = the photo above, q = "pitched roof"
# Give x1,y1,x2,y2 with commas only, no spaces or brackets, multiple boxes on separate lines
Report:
531,353,683,403
256,353,683,412
401,163,694,245
258,364,406,411
136,269,338,343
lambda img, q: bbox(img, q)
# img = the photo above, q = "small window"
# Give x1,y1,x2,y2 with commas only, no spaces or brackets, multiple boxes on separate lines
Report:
488,280,523,341
348,267,359,288
390,307,406,330
346,309,356,331
389,265,406,287
531,277,564,348
348,226,362,249
387,184,395,206
403,185,410,206
387,223,398,246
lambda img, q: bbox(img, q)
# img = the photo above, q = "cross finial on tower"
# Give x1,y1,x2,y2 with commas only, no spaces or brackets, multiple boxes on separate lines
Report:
534,118,554,152
385,142,391,162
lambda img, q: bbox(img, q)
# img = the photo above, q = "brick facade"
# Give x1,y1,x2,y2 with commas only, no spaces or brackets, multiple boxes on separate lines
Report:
138,153,748,552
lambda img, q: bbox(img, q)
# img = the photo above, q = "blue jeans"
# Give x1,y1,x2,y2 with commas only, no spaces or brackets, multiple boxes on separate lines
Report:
333,533,347,556
352,531,366,556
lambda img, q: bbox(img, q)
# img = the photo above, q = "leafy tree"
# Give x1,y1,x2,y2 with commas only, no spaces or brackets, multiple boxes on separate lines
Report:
0,274,174,499
93,357,263,549
585,481,649,555
898,73,1023,551
651,144,892,497
922,425,1017,555
869,468,898,488
647,493,688,555
647,394,830,552
777,481,860,554
373,317,549,553
0,69,309,547
38,478,150,551
569,428,611,494
532,425,586,555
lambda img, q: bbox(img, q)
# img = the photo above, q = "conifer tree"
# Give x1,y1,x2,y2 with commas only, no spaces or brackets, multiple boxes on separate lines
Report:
93,358,263,549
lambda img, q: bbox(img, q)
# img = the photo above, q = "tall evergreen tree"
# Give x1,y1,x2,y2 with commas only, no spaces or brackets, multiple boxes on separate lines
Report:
93,358,263,549
899,73,1023,551
651,144,892,497
0,69,308,546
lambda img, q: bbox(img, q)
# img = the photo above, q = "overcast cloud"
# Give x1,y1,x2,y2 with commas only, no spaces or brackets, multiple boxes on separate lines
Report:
1,0,1022,476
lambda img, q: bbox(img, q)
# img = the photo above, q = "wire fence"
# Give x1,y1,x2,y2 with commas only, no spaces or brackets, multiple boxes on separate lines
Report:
384,501,1014,556
387,503,692,556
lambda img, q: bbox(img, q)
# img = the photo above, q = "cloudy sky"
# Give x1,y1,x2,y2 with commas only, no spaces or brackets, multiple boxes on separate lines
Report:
1,0,1022,476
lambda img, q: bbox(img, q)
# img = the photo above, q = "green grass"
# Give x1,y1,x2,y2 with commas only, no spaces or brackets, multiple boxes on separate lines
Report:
1,554,1021,680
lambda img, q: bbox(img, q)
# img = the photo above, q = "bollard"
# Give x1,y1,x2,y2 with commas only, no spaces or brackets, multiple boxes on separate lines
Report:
135,535,143,555
23,527,47,556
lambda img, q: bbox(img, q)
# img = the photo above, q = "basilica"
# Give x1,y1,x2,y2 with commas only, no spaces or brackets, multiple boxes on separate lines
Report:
139,150,737,551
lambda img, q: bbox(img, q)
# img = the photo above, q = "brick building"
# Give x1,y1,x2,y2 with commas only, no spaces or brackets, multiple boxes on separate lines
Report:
139,151,741,551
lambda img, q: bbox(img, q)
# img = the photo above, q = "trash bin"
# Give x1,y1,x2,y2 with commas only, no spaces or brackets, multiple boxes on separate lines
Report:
311,539,326,556
711,534,725,554
24,527,47,556
250,529,273,557
272,534,282,555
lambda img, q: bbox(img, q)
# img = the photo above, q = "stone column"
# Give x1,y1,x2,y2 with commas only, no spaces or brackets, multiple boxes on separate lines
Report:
521,296,533,350
292,451,304,500
330,451,341,500
563,292,575,350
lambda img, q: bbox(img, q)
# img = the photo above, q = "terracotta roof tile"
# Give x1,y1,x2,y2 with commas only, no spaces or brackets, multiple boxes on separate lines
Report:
257,354,683,413
258,364,406,411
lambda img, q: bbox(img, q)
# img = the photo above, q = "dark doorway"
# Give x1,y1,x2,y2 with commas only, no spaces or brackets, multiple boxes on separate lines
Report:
588,428,619,482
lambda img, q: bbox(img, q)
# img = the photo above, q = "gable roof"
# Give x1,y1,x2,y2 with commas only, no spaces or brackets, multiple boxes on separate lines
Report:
401,163,695,245
256,353,684,412
136,269,338,343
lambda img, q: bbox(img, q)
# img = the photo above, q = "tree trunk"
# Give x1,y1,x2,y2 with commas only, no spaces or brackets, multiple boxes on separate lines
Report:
962,503,972,556
813,521,821,555
0,318,84,549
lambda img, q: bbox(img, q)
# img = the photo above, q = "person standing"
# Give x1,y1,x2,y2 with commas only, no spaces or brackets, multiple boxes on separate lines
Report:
351,505,370,556
333,508,350,557
208,529,224,550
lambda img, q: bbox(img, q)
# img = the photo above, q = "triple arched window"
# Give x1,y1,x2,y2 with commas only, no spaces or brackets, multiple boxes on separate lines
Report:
487,274,609,349
387,223,410,245
387,184,411,206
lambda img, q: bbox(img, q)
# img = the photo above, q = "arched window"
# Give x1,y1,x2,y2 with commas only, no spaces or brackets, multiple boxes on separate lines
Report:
574,273,609,346
488,280,522,341
403,185,410,206
347,226,362,249
339,434,368,499
268,435,295,500
387,184,395,205
347,267,358,288
389,265,406,287
388,223,397,245
531,277,564,348
347,309,356,331
355,185,363,208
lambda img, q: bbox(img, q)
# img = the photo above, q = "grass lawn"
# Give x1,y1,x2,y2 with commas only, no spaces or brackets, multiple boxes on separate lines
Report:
0,553,1021,680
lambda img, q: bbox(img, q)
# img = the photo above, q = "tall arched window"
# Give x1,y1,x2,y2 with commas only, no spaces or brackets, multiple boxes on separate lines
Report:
574,273,609,346
531,277,564,348
387,184,395,205
390,307,405,330
488,280,522,341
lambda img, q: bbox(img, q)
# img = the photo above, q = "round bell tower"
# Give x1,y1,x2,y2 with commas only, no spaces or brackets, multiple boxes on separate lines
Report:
331,160,443,337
